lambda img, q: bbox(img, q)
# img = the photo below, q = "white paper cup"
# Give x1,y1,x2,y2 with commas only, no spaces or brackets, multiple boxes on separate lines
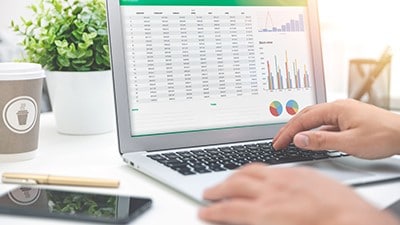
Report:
0,62,45,162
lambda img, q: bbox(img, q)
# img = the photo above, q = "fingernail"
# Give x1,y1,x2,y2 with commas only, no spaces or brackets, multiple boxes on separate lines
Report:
295,134,309,147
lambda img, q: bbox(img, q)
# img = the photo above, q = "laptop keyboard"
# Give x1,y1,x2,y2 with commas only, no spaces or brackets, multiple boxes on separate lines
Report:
146,142,348,175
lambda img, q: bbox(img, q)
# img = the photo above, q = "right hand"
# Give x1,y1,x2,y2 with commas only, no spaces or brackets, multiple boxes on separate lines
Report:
273,99,400,159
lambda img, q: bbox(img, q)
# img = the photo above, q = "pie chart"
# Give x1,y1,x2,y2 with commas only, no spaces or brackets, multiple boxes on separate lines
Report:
269,101,283,117
286,100,299,115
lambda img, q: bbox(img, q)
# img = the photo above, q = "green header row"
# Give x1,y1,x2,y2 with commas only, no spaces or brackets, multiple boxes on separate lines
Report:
120,0,307,6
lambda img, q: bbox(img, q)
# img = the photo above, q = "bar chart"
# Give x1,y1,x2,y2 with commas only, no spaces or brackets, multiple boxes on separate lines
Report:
258,12,305,33
265,51,311,91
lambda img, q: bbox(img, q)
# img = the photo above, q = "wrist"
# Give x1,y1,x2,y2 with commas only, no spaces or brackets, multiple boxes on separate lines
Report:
380,111,400,157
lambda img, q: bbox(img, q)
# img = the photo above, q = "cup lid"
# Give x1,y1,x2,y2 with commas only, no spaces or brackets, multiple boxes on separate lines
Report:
0,62,45,80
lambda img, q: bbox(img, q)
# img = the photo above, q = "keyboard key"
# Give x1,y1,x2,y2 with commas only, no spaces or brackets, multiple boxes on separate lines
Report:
178,170,196,175
223,163,240,170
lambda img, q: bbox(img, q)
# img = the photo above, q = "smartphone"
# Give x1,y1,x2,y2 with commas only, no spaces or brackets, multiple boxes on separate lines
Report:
0,186,152,224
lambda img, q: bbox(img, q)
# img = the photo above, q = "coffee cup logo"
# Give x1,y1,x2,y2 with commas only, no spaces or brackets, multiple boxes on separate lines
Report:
8,187,41,206
2,96,38,134
17,103,29,125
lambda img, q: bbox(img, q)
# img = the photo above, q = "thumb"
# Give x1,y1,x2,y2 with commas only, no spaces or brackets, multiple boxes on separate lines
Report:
293,131,343,151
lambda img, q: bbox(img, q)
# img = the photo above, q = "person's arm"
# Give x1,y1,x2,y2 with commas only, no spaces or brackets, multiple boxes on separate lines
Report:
273,99,400,159
199,164,400,225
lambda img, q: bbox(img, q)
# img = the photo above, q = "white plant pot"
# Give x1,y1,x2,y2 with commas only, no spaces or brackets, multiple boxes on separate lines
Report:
45,70,115,135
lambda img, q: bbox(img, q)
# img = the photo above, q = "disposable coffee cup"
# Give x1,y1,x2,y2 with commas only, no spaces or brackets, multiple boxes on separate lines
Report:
0,62,44,162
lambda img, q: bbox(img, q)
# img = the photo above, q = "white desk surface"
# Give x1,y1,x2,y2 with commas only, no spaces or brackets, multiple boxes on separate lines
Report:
0,112,400,224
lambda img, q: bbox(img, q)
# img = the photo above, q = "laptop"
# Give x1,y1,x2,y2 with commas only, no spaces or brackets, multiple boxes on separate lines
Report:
106,0,400,203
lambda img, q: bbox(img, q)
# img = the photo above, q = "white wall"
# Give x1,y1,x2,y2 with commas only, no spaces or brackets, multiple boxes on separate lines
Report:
318,0,400,102
0,0,33,30
0,1,34,61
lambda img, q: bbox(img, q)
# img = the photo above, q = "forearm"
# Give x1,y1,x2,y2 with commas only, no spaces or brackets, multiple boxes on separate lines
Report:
330,209,400,225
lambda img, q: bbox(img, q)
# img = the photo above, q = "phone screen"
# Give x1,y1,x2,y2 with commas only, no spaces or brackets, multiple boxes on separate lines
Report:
0,186,152,224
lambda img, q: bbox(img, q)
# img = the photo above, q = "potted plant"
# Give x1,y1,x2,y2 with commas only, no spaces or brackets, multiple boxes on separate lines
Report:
11,0,115,135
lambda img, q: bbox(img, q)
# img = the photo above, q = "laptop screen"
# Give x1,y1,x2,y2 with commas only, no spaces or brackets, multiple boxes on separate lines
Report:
109,0,325,151
118,0,317,137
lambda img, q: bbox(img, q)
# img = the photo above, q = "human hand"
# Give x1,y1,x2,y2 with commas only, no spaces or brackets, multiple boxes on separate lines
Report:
273,99,400,159
199,163,399,225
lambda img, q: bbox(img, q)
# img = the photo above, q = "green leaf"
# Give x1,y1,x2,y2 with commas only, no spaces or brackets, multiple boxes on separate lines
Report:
12,24,19,32
97,29,107,36
78,42,90,50
82,32,97,43
69,43,77,52
72,6,82,15
29,5,38,13
84,49,93,57
57,47,68,56
57,24,70,36
75,49,87,58
54,40,68,48
54,0,62,13
102,45,109,53
25,20,33,26
36,18,42,27
87,26,96,33
57,55,70,67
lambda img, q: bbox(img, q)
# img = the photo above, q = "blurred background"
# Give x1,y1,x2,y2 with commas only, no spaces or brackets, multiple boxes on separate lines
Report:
1,0,400,107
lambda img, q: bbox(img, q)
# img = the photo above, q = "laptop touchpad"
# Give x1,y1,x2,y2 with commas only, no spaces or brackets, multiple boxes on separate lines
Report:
301,160,374,181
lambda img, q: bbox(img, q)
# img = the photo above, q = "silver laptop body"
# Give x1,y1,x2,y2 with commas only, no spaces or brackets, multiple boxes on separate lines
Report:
106,0,400,203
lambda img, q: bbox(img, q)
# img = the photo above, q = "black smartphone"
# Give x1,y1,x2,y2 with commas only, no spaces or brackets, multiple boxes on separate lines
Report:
0,186,152,224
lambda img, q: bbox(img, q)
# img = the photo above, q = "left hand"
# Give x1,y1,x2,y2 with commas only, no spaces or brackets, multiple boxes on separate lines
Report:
198,163,398,225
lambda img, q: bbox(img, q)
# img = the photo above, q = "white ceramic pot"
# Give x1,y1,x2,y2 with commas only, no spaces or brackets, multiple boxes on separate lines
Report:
45,70,115,135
